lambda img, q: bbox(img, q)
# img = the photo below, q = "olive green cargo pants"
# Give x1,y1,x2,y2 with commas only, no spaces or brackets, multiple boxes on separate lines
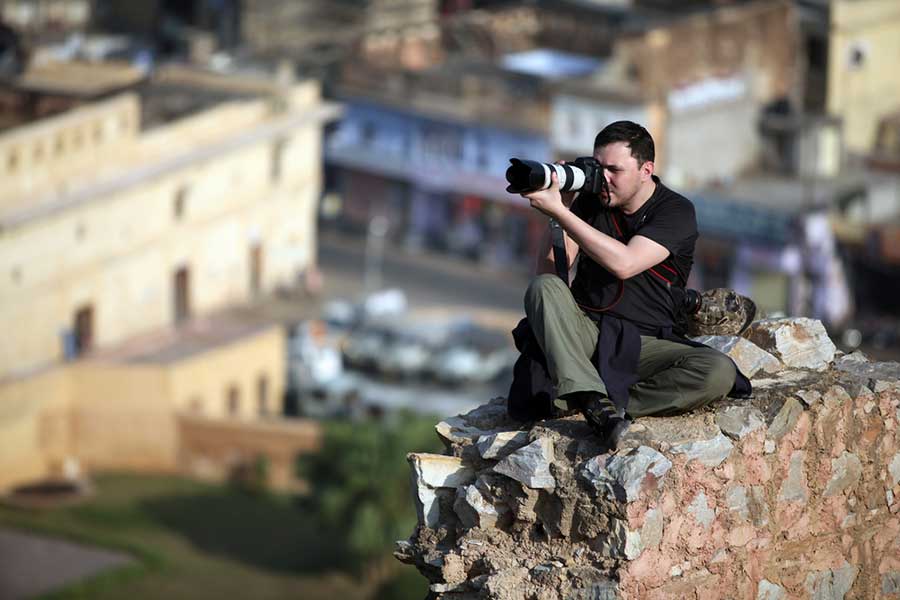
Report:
524,274,736,418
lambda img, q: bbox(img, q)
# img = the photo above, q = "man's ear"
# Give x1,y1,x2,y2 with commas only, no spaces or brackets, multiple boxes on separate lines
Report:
641,160,655,182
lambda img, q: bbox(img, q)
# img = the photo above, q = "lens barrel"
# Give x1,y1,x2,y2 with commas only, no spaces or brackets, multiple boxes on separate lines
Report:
506,159,586,194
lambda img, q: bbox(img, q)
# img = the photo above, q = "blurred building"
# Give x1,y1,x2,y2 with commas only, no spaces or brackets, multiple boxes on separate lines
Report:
0,61,338,491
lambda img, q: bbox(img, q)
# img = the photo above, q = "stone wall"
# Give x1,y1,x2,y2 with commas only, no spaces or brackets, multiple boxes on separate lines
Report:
398,318,900,599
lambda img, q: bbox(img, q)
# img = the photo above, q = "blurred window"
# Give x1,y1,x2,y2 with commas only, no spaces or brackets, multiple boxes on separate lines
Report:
257,374,269,416
271,138,286,183
188,395,204,414
174,186,188,220
226,385,240,416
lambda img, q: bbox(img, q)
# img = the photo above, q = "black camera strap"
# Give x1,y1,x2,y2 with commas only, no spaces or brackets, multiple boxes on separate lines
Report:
549,218,568,285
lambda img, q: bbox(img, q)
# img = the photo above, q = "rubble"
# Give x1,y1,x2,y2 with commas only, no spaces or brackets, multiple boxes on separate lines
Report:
398,318,900,599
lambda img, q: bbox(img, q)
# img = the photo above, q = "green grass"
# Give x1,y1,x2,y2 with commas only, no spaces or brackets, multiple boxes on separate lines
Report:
0,473,425,600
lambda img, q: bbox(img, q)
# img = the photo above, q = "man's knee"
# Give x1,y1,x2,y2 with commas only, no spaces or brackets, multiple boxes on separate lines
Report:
703,351,736,398
524,273,567,312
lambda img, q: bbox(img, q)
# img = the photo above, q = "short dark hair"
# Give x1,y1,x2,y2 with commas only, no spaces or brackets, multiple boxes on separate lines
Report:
593,121,655,165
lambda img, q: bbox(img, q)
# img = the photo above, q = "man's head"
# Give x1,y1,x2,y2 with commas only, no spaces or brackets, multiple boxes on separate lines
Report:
592,121,656,213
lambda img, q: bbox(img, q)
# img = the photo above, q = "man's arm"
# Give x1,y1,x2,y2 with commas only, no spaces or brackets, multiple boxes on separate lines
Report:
534,225,581,275
524,174,668,280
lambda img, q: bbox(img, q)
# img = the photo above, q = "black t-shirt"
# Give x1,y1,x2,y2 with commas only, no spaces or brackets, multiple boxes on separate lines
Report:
569,176,698,334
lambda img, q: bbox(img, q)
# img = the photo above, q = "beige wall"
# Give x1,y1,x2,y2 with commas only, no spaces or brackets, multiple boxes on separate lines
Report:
827,0,900,153
168,326,286,420
0,324,287,491
0,80,332,379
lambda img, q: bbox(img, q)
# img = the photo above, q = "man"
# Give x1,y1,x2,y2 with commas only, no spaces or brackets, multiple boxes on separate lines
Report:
514,121,748,448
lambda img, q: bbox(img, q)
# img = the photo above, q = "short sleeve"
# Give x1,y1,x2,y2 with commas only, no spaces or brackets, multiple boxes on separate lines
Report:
634,198,697,256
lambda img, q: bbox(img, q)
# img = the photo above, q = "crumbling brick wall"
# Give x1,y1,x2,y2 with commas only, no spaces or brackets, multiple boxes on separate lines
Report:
398,318,900,599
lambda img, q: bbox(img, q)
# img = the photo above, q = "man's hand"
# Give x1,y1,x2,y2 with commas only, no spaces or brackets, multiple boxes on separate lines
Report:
521,172,574,218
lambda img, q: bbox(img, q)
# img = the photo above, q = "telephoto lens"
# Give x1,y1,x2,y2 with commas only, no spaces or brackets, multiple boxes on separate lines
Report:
505,159,586,194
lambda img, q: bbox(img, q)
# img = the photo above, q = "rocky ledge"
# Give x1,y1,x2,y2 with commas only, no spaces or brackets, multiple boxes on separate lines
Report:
396,318,900,599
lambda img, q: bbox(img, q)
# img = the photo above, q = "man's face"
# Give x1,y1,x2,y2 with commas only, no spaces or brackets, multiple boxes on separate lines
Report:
592,141,652,209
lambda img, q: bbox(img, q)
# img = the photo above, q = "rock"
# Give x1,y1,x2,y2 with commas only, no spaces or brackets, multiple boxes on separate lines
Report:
580,456,616,498
436,416,488,445
604,446,672,502
409,453,475,488
688,491,715,528
767,397,803,441
408,453,475,528
477,430,530,459
671,432,734,467
779,450,808,503
744,318,836,371
716,406,765,440
641,508,663,551
692,335,781,378
805,562,859,600
835,354,900,383
757,579,787,600
624,529,642,560
454,484,500,529
726,485,750,521
883,571,900,596
493,437,556,489
890,453,900,488
824,452,863,497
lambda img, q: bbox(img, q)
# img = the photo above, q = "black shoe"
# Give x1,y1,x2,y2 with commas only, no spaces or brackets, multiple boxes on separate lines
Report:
572,392,630,450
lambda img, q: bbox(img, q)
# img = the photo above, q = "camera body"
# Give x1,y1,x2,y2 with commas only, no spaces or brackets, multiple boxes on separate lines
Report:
506,156,606,195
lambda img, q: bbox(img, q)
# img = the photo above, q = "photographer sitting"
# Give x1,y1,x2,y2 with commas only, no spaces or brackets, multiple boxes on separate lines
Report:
509,121,750,449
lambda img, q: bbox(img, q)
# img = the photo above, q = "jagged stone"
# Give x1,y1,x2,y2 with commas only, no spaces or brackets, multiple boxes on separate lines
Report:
796,389,822,407
688,491,715,528
835,353,900,383
409,453,475,488
692,335,781,378
493,437,555,489
716,406,765,440
436,416,488,445
767,397,803,441
671,432,734,467
757,579,787,600
890,453,900,488
408,453,475,528
805,562,859,600
605,446,672,502
779,450,808,502
824,452,863,497
726,485,750,521
883,572,900,596
477,430,530,459
744,318,836,371
454,484,500,529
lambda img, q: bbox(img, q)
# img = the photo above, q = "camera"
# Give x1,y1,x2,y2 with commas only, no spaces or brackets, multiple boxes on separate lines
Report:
506,157,606,195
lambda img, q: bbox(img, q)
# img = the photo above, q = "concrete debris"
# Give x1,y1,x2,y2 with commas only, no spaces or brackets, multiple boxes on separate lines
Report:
493,437,556,489
744,318,836,371
671,432,734,467
716,406,765,440
692,334,781,378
